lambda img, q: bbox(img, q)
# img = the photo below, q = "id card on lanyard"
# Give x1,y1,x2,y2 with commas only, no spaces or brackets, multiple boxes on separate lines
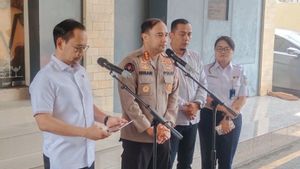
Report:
229,76,237,100
229,88,235,100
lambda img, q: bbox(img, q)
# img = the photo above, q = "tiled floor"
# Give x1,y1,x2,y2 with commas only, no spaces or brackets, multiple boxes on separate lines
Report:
241,96,300,141
94,96,300,169
1,96,300,169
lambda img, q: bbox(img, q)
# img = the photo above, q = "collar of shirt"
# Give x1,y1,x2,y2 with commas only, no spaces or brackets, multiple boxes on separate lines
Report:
51,54,81,73
211,61,233,72
183,49,191,57
170,47,191,59
140,47,165,69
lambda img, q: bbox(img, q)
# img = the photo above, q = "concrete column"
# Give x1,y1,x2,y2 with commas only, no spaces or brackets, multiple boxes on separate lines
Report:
83,0,114,111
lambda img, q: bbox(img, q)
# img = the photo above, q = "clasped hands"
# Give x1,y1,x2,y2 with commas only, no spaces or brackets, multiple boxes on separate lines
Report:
206,96,235,134
146,124,170,144
182,102,200,120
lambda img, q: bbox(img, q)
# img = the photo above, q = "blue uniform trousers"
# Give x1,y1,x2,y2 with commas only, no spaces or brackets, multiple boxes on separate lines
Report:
198,108,242,169
169,123,198,169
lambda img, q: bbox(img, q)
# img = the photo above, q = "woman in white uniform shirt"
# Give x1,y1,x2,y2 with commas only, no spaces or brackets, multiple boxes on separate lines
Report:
198,36,248,169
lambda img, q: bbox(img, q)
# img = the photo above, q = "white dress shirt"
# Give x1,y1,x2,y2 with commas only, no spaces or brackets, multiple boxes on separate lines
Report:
204,61,248,110
30,55,95,169
175,49,207,125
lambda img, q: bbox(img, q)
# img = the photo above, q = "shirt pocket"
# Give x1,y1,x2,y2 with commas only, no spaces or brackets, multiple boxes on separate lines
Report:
207,75,219,90
138,75,153,96
232,77,241,90
163,75,174,94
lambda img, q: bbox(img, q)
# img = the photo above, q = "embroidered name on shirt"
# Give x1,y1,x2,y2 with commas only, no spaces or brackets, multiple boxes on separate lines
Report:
163,71,174,75
139,71,153,75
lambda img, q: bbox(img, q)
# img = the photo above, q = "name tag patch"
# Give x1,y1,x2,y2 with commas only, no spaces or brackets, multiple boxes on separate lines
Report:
139,71,153,75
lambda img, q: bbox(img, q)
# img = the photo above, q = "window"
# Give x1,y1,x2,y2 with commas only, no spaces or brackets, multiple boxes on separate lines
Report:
274,35,300,53
0,0,25,88
277,0,300,3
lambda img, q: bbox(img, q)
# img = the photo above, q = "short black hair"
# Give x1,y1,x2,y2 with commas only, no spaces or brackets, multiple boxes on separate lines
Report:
53,19,86,48
171,19,190,32
214,36,235,51
141,18,164,34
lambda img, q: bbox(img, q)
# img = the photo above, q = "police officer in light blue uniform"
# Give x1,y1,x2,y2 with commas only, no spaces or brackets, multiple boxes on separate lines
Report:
198,36,248,169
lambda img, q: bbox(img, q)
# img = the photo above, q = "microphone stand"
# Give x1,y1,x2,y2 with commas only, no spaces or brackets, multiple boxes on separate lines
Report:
173,62,239,169
109,71,183,169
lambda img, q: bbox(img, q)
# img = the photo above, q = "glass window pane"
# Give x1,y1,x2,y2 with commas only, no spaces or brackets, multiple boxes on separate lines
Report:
0,0,25,88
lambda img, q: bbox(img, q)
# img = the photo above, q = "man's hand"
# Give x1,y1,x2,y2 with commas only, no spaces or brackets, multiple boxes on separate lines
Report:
146,124,171,144
183,102,200,120
106,116,128,128
146,127,154,137
157,124,170,144
84,124,111,140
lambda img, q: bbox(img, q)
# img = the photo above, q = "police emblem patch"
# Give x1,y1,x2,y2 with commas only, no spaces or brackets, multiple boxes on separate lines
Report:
124,63,135,73
142,85,150,93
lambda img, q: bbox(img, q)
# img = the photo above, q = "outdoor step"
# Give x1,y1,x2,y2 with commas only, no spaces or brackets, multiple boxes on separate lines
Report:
0,152,43,169
0,122,299,169
0,87,29,102
0,130,122,169
233,123,300,168
0,122,42,161
0,96,300,169
0,100,33,129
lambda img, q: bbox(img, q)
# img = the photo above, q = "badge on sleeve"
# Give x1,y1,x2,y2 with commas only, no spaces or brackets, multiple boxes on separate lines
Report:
124,63,135,73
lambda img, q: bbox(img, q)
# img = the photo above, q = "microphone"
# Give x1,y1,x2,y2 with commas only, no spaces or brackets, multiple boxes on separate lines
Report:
165,49,197,73
97,57,132,78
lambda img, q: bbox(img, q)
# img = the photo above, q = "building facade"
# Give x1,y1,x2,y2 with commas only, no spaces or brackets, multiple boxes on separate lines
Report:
0,0,280,112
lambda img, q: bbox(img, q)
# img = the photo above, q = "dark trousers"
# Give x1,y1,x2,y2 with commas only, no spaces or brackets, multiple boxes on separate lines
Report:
43,154,94,169
198,108,242,169
121,139,170,169
169,123,198,169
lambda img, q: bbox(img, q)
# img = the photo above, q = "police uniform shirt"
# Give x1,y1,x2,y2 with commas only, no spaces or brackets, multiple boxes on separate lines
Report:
118,48,179,143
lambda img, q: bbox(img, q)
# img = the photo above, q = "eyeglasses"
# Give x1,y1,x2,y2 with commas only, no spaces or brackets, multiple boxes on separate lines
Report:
215,47,231,53
72,45,89,53
149,32,168,38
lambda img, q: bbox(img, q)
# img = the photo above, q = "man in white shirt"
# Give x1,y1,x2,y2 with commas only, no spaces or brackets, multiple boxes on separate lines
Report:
168,19,207,169
30,19,126,169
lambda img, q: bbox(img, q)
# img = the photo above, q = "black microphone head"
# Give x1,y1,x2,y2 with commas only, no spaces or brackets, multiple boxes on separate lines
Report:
166,48,174,56
97,57,108,66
